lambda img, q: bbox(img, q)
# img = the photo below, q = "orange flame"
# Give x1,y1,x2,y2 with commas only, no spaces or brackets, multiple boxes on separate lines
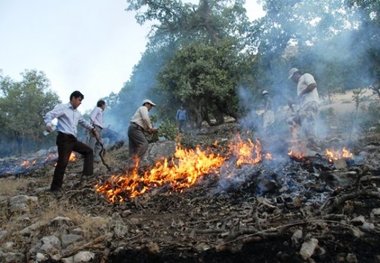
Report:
69,153,77,162
228,135,262,166
288,149,305,160
95,145,225,203
21,160,36,168
324,147,353,162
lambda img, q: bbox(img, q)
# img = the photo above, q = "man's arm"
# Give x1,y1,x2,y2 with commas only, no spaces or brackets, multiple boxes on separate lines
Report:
299,83,317,96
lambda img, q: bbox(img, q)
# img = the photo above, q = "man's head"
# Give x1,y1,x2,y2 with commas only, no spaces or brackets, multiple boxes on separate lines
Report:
288,68,301,82
97,99,106,110
70,91,84,109
262,90,269,96
142,99,156,110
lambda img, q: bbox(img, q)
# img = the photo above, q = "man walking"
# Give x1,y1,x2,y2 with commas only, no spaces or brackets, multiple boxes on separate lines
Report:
128,99,158,163
288,67,320,149
88,99,106,162
44,91,98,193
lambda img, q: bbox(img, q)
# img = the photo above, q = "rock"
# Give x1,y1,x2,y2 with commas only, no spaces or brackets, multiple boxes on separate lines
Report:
0,251,25,263
9,195,38,214
299,238,319,260
61,234,83,248
370,208,380,220
113,223,129,238
31,235,62,261
140,141,176,167
73,251,95,262
361,222,375,231
36,252,48,262
20,221,44,236
351,215,365,225
291,229,303,247
50,216,74,227
0,230,8,242
334,159,347,169
346,253,358,263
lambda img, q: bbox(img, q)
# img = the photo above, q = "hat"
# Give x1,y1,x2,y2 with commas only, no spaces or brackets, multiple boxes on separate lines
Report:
142,99,156,106
288,68,299,79
262,90,269,95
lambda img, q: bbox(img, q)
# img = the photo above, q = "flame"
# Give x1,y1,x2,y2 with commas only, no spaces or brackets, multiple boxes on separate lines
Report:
228,134,262,166
96,144,225,203
69,153,77,162
21,160,36,168
288,149,305,160
324,147,353,162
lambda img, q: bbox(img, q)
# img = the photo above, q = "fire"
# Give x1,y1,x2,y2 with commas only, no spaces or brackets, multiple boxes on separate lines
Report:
288,149,305,160
324,147,353,162
228,135,263,166
96,145,225,203
69,152,77,162
21,160,36,168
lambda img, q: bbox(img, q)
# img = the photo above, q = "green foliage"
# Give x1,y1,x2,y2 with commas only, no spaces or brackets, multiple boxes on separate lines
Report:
157,119,177,140
158,39,254,127
0,70,60,156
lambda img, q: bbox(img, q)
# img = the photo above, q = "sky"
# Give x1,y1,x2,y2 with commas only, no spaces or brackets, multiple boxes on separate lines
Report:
0,0,265,112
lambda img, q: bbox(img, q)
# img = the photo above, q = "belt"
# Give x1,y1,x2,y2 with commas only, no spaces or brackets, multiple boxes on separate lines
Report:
131,122,144,131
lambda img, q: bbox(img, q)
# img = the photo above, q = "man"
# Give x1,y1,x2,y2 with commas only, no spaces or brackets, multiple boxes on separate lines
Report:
44,91,98,193
288,67,320,148
176,105,188,133
261,90,274,132
128,99,158,162
88,99,106,162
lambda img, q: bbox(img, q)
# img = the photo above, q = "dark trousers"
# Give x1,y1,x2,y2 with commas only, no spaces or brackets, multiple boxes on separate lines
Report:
128,124,148,159
51,132,94,191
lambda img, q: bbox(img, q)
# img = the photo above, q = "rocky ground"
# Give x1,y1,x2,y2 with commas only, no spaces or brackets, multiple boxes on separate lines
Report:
1,119,380,263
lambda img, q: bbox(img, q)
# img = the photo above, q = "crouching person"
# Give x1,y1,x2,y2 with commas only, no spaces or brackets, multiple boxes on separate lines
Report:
44,91,99,193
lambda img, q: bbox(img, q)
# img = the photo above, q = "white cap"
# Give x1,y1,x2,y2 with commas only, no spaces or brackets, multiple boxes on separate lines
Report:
142,99,156,106
288,68,299,79
262,90,269,95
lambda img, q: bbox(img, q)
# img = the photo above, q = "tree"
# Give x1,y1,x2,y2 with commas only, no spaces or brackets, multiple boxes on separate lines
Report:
158,39,254,127
0,70,59,156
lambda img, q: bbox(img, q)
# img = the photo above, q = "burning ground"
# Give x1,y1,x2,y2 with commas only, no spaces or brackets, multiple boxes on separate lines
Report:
1,122,380,262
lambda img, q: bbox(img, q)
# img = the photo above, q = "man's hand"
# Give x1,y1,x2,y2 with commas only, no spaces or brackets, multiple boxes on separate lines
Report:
91,128,101,142
149,127,158,134
46,124,53,133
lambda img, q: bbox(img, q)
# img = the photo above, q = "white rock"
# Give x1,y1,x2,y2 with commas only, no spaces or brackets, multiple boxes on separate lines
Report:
36,252,48,262
73,251,95,262
299,238,319,260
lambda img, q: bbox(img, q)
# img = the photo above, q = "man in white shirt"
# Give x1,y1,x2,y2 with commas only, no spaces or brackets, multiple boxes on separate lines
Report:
44,91,98,193
288,68,320,148
128,99,158,163
88,100,106,162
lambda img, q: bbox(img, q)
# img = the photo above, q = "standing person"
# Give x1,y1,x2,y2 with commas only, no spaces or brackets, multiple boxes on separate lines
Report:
44,91,98,193
128,99,158,162
261,90,274,132
288,67,320,148
88,99,106,162
176,105,188,133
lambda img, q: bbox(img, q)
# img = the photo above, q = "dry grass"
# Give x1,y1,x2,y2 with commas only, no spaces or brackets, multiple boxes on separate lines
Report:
0,177,29,196
37,201,110,239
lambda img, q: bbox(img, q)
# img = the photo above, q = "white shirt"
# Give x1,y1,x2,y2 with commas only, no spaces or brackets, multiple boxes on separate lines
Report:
44,103,93,137
130,106,153,131
297,73,319,107
90,106,104,128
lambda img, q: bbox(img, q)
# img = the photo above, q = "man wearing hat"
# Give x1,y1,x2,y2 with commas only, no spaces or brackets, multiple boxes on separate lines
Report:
128,99,158,163
288,68,320,149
